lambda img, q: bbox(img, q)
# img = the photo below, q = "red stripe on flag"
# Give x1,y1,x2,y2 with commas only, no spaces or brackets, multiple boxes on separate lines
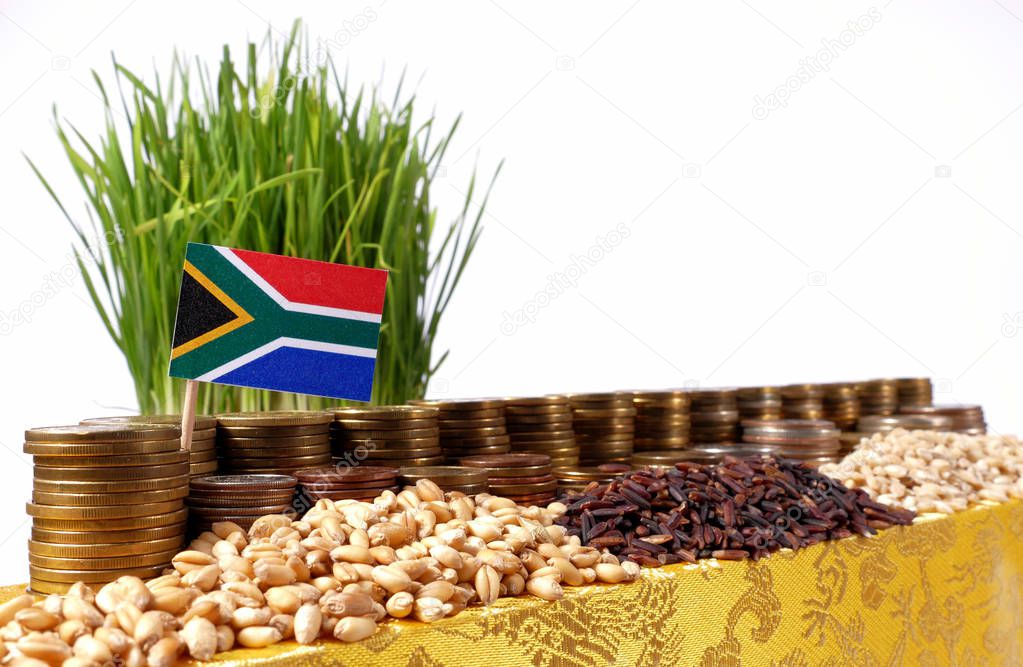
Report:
231,248,387,314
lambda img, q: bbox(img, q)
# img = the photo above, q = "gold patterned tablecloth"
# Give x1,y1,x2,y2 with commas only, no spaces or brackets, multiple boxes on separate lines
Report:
4,500,1022,666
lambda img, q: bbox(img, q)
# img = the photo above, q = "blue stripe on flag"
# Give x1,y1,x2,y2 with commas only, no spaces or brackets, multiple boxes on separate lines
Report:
213,346,375,401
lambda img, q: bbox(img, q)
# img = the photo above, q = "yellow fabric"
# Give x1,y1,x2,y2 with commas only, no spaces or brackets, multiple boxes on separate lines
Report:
4,500,1022,666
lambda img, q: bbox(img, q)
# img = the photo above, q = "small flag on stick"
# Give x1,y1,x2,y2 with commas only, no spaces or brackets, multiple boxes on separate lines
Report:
168,243,388,402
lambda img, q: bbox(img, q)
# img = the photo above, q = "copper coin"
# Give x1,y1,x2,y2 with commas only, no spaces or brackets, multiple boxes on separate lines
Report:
469,465,554,479
459,453,550,468
502,493,557,506
487,474,556,486
298,478,396,491
488,479,557,494
505,422,573,434
190,474,297,491
507,430,574,443
293,465,398,483
188,504,293,518
504,412,573,424
303,487,400,501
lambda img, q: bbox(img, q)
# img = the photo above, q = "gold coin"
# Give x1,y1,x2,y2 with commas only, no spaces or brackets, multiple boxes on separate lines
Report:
34,463,189,482
31,524,184,545
27,499,185,520
335,427,439,440
338,437,440,450
217,423,329,438
23,438,183,456
189,461,219,475
334,406,439,420
219,434,329,447
219,444,329,459
25,424,181,443
29,549,179,570
32,451,188,468
31,508,187,532
503,395,569,407
81,414,218,430
32,487,188,507
28,536,184,558
359,448,443,460
216,411,333,427
409,398,505,410
188,450,218,464
392,456,444,466
29,565,166,583
223,453,331,467
438,426,505,438
334,418,438,431
397,466,488,485
32,475,189,494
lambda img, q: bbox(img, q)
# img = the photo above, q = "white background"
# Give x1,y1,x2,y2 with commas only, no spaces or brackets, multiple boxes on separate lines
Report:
1,0,1021,579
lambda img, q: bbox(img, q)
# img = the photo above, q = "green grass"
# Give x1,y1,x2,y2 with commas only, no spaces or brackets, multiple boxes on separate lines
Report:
28,21,498,413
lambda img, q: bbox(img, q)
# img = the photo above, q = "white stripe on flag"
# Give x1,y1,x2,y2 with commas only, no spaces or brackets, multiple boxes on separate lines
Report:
216,246,383,324
195,337,378,383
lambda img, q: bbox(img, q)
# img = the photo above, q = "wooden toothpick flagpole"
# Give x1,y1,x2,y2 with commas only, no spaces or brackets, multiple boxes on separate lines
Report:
180,379,198,451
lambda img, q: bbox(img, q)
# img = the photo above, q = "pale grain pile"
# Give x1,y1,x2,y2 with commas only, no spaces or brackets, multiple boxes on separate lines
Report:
819,429,1023,514
0,481,636,666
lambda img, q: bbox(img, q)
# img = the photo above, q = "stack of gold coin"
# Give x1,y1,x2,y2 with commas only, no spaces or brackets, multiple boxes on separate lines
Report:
737,386,782,421
740,419,840,467
896,377,933,407
552,464,629,495
689,388,739,444
567,392,636,466
780,383,824,420
630,390,690,452
502,396,578,466
81,414,217,477
820,383,860,430
898,404,986,434
24,424,188,594
397,466,489,495
459,453,556,506
187,474,297,534
409,399,511,462
215,412,332,474
291,465,399,503
331,406,442,468
857,378,898,416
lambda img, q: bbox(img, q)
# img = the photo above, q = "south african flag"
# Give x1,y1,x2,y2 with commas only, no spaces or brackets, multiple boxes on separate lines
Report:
168,243,387,401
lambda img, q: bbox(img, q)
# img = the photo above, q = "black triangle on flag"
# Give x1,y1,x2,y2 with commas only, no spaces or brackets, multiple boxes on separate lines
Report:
171,270,239,349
